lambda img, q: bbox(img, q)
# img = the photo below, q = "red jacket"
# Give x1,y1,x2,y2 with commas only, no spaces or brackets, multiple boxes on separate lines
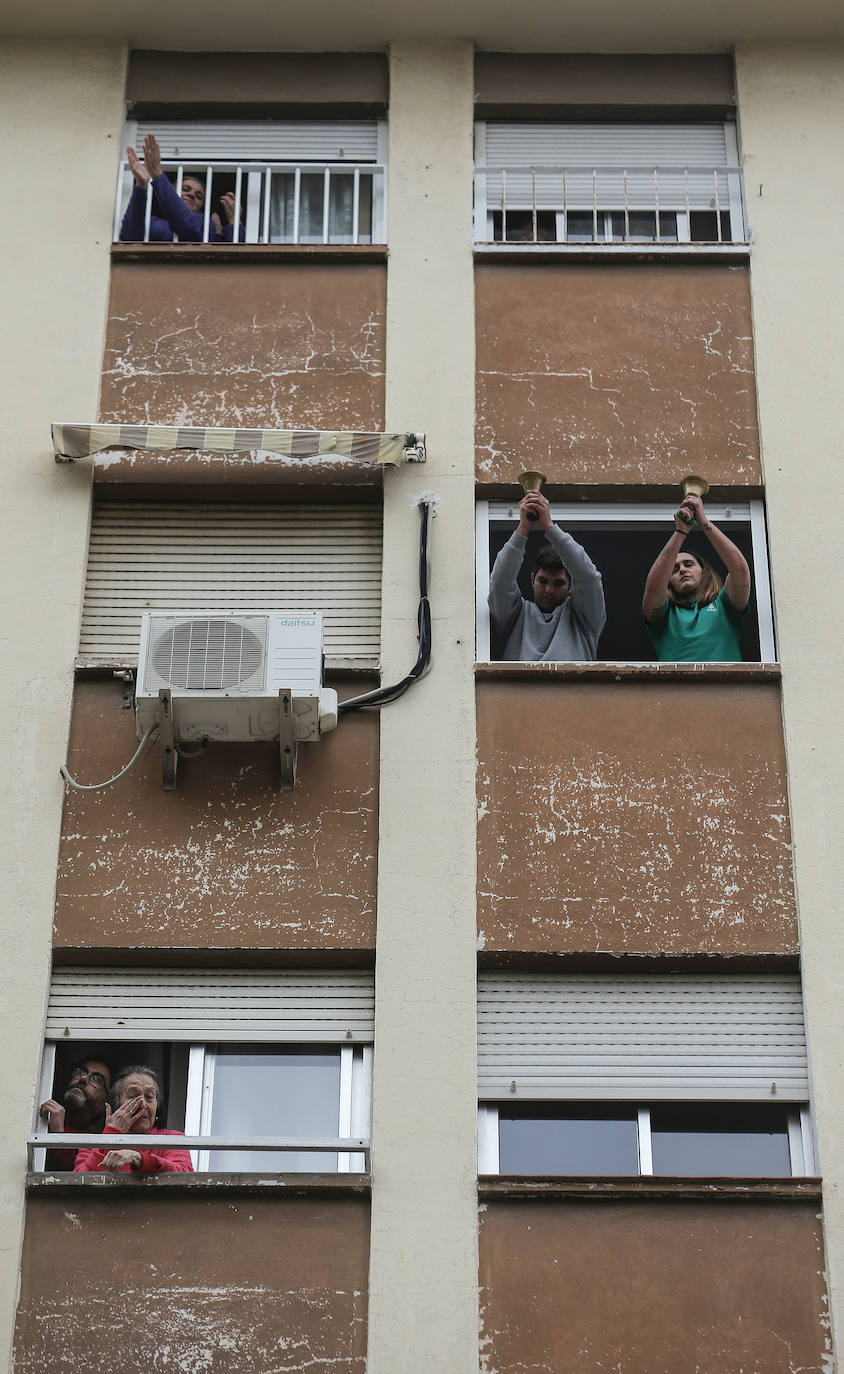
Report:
74,1125,194,1173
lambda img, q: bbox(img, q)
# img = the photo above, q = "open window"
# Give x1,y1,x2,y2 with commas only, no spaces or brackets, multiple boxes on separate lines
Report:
115,119,387,244
474,122,746,248
477,972,814,1178
476,498,775,663
31,968,373,1174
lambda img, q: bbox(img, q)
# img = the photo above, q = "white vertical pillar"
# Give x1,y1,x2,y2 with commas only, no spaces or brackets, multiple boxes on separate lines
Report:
0,39,127,1373
367,41,479,1374
736,43,844,1369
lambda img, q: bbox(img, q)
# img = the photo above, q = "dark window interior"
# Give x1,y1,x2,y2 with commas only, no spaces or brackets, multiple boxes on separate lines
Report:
498,1104,640,1175
650,1103,792,1176
51,1041,187,1131
488,522,761,662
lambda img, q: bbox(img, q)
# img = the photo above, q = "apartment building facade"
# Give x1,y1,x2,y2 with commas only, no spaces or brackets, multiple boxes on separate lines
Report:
1,7,843,1373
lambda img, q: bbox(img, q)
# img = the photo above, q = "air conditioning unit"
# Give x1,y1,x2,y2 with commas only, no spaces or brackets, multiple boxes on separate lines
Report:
135,612,338,743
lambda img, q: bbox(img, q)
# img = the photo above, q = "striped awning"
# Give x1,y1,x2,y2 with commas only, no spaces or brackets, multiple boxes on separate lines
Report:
52,423,425,466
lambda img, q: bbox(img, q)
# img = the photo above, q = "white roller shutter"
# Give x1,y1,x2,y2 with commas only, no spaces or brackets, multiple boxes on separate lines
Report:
135,120,380,162
478,974,808,1102
46,968,375,1043
481,121,733,210
79,501,382,669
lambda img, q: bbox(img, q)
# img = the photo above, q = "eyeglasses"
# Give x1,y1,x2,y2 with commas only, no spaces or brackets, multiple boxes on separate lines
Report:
69,1066,108,1090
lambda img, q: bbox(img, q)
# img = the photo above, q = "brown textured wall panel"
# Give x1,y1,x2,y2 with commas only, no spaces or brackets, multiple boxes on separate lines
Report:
475,263,761,487
476,680,796,955
475,53,735,115
55,679,377,954
479,1198,828,1374
14,1190,369,1373
100,262,386,438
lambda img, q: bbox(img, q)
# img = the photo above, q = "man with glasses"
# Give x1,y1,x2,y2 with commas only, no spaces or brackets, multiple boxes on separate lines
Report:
40,1059,112,1170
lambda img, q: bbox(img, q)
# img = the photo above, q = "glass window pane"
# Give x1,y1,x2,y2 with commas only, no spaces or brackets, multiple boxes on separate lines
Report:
650,1104,792,1176
610,210,678,242
498,1105,639,1175
208,1046,341,1172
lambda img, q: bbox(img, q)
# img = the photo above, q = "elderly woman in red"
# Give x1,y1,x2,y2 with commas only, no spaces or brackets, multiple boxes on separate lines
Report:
74,1065,193,1174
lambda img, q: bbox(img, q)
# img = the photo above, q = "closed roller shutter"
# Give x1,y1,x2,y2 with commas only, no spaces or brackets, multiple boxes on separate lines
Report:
477,974,808,1101
136,120,380,162
481,122,733,210
79,501,382,668
46,968,375,1043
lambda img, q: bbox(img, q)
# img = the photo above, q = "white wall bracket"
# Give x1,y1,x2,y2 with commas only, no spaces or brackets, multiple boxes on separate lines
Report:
279,688,298,791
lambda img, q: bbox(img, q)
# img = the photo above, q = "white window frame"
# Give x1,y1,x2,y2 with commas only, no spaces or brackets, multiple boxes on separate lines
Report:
474,120,746,249
476,498,776,664
116,118,388,246
477,1102,815,1177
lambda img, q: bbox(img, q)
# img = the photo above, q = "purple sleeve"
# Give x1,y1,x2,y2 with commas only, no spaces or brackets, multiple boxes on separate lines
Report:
120,186,152,242
222,222,246,243
151,173,213,242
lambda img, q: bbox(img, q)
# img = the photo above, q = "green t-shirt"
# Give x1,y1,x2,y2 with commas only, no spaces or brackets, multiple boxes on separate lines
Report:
646,587,745,662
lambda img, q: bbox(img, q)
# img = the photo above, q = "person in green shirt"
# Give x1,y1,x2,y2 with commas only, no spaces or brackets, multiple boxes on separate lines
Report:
642,493,751,662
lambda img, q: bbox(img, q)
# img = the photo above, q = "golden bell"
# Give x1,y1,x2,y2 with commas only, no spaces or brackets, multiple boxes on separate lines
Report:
680,474,709,500
519,470,547,495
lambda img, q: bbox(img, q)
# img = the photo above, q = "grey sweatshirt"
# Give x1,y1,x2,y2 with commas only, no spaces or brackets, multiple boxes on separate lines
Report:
488,524,606,661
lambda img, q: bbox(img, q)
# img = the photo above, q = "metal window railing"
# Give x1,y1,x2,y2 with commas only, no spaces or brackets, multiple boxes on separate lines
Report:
28,1132,370,1170
473,163,748,245
113,159,386,245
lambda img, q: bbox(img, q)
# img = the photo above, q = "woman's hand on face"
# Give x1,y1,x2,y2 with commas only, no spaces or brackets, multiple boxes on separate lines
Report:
100,1149,143,1172
107,1093,149,1135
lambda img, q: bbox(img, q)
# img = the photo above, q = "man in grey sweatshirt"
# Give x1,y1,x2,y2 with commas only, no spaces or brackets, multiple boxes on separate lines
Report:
488,491,606,661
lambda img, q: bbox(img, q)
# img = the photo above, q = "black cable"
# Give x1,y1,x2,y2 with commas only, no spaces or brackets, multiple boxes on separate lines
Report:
339,502,432,714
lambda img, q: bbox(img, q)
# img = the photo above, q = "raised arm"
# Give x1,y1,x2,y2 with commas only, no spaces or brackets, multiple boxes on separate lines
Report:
642,509,693,622
543,522,606,635
487,495,538,635
119,145,153,242
143,134,210,242
682,494,751,612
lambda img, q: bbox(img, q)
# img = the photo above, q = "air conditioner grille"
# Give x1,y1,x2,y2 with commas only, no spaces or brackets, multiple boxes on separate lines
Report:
151,617,267,690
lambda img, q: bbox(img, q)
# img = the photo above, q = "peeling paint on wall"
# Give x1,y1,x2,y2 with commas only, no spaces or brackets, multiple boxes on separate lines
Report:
100,264,386,432
475,263,761,486
13,1193,369,1373
55,681,378,952
477,681,797,954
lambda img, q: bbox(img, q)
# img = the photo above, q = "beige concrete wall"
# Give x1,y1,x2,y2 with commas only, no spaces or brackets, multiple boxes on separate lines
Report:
736,43,844,1371
0,39,126,1373
367,42,479,1374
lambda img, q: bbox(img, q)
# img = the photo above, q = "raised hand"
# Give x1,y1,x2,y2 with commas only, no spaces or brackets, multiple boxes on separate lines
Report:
126,145,151,189
142,133,163,180
518,491,553,534
39,1099,65,1133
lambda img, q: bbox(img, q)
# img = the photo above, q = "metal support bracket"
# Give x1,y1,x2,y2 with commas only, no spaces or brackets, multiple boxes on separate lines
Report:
158,688,178,790
279,688,297,791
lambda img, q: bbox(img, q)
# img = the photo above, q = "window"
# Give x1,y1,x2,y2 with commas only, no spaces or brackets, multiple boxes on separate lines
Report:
483,1102,810,1177
114,120,387,244
474,122,746,247
475,499,775,663
78,500,383,671
31,969,373,1173
477,973,814,1177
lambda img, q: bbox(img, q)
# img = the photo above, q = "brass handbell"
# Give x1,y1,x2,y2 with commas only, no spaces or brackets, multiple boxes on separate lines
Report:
678,474,709,526
519,470,547,522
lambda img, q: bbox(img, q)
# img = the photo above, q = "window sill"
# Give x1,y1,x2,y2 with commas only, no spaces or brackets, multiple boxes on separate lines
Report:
474,243,749,263
476,661,781,683
111,243,388,264
27,1172,371,1195
478,1176,821,1200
